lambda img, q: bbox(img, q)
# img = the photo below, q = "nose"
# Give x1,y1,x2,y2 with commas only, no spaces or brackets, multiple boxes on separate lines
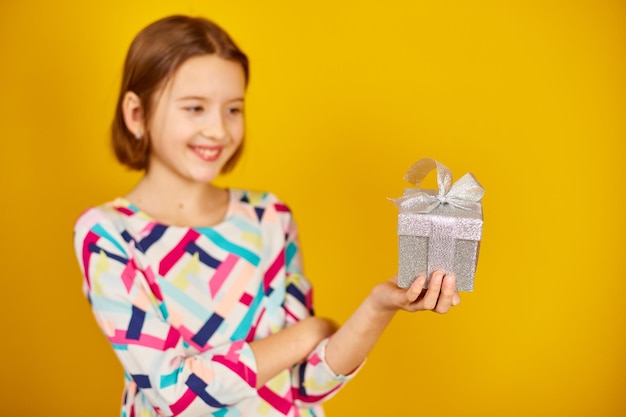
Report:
200,110,228,142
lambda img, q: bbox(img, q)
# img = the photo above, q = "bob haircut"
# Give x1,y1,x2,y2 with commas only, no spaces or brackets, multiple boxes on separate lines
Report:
111,15,249,173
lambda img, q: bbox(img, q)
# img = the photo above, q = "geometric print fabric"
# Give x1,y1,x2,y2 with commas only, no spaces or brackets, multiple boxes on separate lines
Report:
73,189,360,417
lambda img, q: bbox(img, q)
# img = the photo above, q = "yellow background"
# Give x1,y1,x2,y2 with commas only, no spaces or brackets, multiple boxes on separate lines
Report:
1,1,624,416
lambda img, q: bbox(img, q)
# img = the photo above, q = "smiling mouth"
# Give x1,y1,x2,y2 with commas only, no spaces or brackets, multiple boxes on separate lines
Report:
191,146,222,161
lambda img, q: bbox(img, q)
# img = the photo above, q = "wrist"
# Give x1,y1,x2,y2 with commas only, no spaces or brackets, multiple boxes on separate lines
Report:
365,289,398,319
368,282,401,314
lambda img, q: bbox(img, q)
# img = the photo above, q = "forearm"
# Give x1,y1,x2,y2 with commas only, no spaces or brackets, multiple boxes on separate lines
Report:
324,293,396,376
324,272,459,376
249,316,335,388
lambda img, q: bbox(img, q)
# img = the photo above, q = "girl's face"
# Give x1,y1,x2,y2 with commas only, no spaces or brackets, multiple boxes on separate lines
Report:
146,55,245,184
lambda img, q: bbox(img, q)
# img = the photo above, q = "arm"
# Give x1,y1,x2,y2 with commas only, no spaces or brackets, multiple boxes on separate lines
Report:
325,272,461,376
249,315,336,388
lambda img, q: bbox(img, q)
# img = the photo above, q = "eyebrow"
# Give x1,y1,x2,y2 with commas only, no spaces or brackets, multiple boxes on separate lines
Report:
176,96,244,102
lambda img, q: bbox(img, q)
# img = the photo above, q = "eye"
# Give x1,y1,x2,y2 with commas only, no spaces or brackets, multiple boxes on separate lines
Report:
227,107,243,116
184,106,204,114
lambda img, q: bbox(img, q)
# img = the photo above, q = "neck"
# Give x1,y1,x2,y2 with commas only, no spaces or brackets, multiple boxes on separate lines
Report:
125,169,229,227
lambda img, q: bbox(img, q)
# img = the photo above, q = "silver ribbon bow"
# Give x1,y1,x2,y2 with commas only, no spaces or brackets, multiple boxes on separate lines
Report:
391,158,484,213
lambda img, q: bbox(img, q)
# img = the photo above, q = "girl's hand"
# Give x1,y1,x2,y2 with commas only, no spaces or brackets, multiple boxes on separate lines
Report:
370,271,461,314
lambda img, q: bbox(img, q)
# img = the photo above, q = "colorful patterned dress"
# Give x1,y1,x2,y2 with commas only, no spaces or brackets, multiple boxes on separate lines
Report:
73,189,359,417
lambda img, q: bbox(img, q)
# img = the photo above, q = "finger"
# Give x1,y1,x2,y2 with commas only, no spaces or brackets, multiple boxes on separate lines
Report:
452,291,461,306
421,271,444,310
406,275,426,303
434,274,457,313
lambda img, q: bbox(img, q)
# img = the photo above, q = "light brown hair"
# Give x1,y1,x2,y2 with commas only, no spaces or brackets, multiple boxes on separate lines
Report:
111,15,249,172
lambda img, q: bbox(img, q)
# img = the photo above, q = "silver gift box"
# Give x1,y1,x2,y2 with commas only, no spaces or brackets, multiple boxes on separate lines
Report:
392,159,484,292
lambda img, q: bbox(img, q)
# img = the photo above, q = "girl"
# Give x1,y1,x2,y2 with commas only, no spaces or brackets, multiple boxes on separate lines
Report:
73,15,460,417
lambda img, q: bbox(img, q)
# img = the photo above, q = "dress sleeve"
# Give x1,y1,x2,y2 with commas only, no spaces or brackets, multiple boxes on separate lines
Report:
73,208,258,416
276,203,363,406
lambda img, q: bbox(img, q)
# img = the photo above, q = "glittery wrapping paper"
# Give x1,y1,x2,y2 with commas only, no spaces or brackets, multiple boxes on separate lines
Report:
397,191,482,291
392,159,484,292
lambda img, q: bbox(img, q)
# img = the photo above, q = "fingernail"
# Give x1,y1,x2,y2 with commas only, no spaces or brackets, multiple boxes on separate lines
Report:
432,272,443,285
453,293,461,306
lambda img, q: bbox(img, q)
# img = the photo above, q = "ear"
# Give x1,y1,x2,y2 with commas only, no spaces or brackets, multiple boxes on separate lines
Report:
122,91,145,138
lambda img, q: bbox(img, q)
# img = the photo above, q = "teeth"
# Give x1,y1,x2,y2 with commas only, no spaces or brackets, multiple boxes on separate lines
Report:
195,147,218,158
